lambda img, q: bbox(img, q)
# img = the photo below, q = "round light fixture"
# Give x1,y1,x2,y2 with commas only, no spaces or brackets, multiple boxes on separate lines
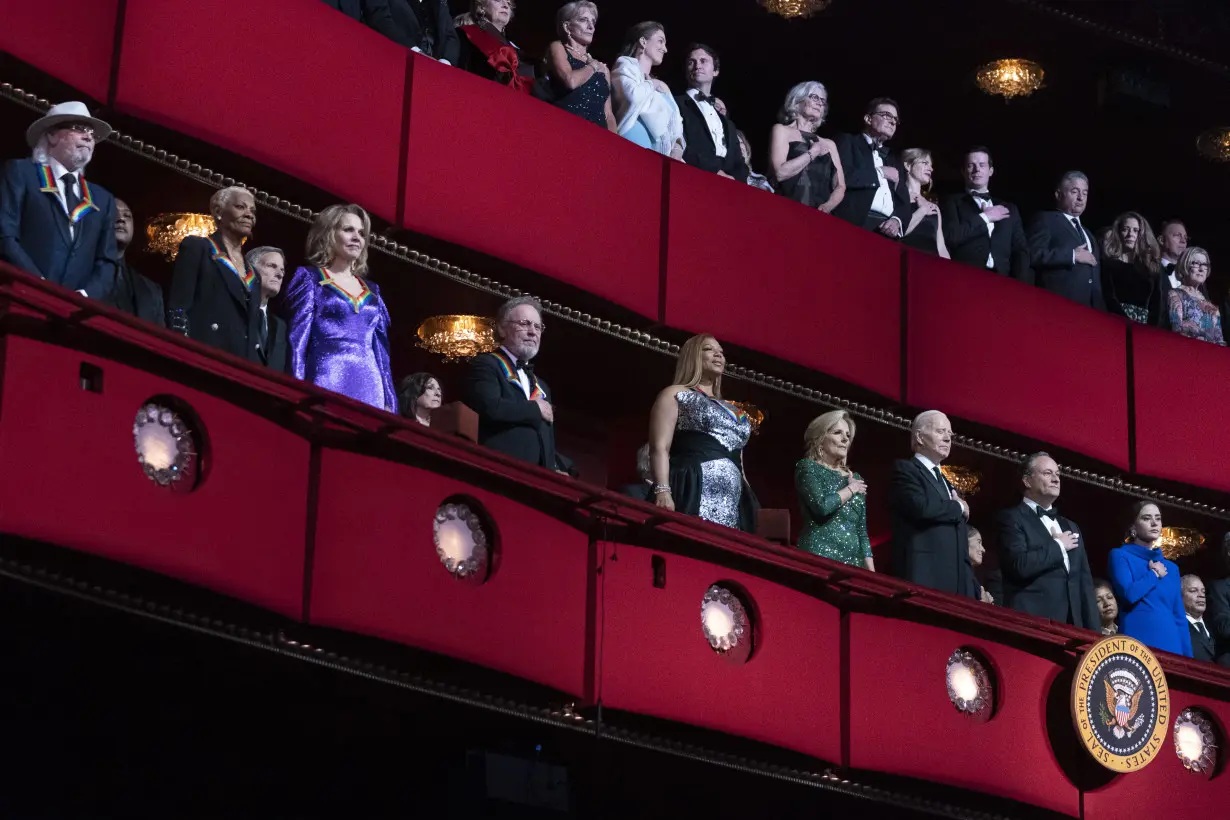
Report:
975,59,1045,100
1196,127,1230,163
145,213,217,260
701,584,753,663
416,315,497,362
1173,707,1219,778
759,0,832,19
133,402,200,491
434,500,493,583
946,648,994,721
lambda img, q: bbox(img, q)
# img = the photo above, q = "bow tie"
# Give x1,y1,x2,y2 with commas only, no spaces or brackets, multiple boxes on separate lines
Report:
1036,506,1059,521
874,145,888,159
516,359,534,373
970,192,991,202
694,93,718,105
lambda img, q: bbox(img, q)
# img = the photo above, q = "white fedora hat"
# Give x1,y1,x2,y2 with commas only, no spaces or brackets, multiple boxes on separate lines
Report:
25,101,113,147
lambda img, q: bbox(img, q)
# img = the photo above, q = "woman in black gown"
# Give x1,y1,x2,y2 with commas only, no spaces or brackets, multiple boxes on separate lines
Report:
899,148,949,258
456,0,535,92
540,2,615,130
768,81,845,213
1100,211,1164,326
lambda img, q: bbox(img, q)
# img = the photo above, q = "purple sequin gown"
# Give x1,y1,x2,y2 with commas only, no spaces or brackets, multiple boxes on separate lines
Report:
280,265,398,412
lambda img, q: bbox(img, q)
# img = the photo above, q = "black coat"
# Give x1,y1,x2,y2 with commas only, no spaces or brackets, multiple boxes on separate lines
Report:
1027,210,1106,310
830,133,909,229
319,0,362,19
465,350,568,472
940,192,1032,282
1205,576,1230,667
1190,619,1216,663
888,457,978,599
254,306,289,373
674,93,749,182
167,233,262,363
106,259,166,327
995,501,1099,629
363,0,459,64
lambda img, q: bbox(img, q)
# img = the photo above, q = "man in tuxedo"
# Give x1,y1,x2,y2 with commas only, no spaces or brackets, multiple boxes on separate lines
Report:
1027,171,1105,311
1204,534,1230,667
0,102,118,300
1182,575,1216,663
674,45,748,183
245,246,289,373
362,0,459,64
466,296,573,474
104,199,165,326
888,410,979,599
832,97,909,238
320,0,362,19
1158,220,1188,290
941,147,1031,282
995,452,1098,629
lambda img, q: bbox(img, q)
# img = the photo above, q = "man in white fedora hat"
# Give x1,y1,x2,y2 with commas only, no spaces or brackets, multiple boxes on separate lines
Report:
0,101,119,300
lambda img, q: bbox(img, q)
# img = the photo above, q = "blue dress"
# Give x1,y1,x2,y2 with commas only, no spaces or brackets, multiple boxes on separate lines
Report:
623,90,681,152
1107,543,1192,657
280,265,397,413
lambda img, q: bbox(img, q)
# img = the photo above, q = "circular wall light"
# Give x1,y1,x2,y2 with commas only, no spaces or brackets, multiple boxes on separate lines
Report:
433,499,493,584
946,648,995,722
1173,707,1220,778
133,401,202,492
701,584,753,664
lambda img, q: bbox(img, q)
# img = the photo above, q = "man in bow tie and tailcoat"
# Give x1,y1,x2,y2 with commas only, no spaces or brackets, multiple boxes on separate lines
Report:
996,452,1098,629
674,44,748,183
832,97,910,238
466,296,574,475
941,147,1032,282
0,102,118,300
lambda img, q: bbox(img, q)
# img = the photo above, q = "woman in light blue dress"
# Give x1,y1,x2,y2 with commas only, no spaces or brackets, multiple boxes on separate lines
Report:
611,21,684,159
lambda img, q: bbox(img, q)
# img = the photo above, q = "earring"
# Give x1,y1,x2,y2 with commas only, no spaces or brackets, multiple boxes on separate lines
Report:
1130,529,1137,539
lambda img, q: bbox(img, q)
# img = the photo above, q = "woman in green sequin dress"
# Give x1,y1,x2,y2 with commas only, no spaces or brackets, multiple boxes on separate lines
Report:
794,410,874,570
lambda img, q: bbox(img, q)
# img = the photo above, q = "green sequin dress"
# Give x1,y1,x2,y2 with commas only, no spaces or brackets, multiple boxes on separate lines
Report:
794,459,871,567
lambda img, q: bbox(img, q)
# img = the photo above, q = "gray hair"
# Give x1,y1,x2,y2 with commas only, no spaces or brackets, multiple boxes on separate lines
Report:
1056,170,1088,190
636,443,651,482
778,81,827,125
209,186,253,220
1020,451,1052,480
1180,574,1202,588
557,1,598,38
494,296,543,342
910,410,946,452
30,132,52,164
244,245,284,271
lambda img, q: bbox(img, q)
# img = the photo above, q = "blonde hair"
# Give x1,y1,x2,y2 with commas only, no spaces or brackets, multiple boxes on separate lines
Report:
306,203,372,278
672,334,722,398
803,410,856,462
556,1,597,38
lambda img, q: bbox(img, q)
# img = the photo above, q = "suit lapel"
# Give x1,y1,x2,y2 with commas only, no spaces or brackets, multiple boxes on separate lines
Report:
205,234,255,308
914,458,947,500
34,165,73,247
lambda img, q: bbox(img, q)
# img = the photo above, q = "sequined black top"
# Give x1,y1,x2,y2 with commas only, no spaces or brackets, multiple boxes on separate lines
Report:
553,53,609,128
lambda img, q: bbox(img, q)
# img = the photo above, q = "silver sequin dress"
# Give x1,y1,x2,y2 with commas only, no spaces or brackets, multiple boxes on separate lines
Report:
674,390,752,529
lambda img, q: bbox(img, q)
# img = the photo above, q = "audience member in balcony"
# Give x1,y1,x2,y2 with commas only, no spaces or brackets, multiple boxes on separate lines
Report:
898,149,948,259
736,131,774,193
540,2,614,130
1205,534,1230,666
1094,578,1119,636
1167,247,1224,346
1158,219,1188,289
966,527,996,604
769,82,845,213
996,453,1098,630
363,0,459,64
398,372,442,426
280,204,397,412
888,411,978,599
466,296,574,474
0,102,118,301
795,410,873,569
1027,171,1105,311
649,335,757,533
246,245,289,373
612,22,685,159
104,198,164,327
617,443,654,502
1100,211,1164,326
831,97,907,237
940,148,1029,279
1182,575,1215,662
457,0,534,92
674,45,748,182
167,186,262,362
1108,501,1192,657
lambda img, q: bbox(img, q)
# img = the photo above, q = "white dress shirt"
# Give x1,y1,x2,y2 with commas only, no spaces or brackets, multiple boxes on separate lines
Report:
500,345,532,398
1023,498,1070,573
1187,613,1211,639
1162,257,1181,289
864,134,896,220
686,89,727,158
913,453,955,499
969,190,996,269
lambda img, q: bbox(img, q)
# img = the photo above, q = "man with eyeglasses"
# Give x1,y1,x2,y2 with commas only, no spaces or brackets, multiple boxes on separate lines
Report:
466,296,574,475
0,102,119,301
832,97,909,238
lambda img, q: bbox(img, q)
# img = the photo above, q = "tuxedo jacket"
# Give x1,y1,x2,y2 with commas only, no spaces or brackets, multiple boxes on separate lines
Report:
941,192,1032,282
995,501,1098,629
254,307,289,373
466,350,567,472
363,0,459,64
320,0,362,19
0,159,118,299
1027,210,1106,310
830,133,909,228
1190,619,1216,663
674,94,749,182
106,259,166,327
167,233,263,363
1206,576,1230,667
887,457,979,599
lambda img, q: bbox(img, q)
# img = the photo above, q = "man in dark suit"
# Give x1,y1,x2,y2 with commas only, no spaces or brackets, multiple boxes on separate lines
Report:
1204,534,1230,667
245,246,289,373
105,199,165,326
1027,171,1106,311
941,147,1031,282
0,102,118,300
832,97,909,238
362,0,459,64
888,410,979,599
466,296,573,474
1182,575,1216,663
996,452,1098,629
674,45,748,183
1158,219,1188,290
320,0,362,19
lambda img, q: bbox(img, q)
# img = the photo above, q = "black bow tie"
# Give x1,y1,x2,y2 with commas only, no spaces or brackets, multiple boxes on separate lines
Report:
516,359,534,373
694,93,718,105
1036,506,1059,521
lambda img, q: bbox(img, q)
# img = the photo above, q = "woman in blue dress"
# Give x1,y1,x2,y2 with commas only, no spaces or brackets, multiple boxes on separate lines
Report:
1107,501,1192,657
611,21,684,159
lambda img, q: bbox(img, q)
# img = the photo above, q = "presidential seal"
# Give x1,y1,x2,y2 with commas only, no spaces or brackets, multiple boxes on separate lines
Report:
1071,636,1170,773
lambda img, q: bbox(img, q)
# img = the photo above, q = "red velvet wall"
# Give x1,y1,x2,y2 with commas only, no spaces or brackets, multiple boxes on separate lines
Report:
0,0,118,102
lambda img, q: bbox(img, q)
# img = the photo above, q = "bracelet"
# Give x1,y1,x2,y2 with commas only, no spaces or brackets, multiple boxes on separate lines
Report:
652,484,671,495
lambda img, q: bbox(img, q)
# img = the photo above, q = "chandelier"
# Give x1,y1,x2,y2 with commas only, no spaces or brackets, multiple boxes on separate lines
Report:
975,59,1045,99
1196,127,1230,162
416,314,497,362
145,213,217,260
940,465,982,496
759,0,832,19
1156,527,1205,562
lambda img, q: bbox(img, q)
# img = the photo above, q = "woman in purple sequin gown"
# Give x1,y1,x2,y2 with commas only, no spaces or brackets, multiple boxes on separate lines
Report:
279,204,398,412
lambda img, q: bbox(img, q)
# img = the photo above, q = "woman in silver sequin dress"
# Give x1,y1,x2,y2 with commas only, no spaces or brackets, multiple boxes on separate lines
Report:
648,335,757,532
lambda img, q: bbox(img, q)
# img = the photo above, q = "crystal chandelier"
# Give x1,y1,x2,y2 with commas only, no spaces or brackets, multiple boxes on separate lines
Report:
1156,527,1205,561
975,58,1045,99
940,465,982,496
416,315,497,362
759,0,832,19
145,213,217,260
1196,127,1230,162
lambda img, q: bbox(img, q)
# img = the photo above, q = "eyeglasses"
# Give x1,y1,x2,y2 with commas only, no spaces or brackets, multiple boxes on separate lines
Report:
61,122,96,138
507,319,546,333
873,111,899,125
807,94,828,105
